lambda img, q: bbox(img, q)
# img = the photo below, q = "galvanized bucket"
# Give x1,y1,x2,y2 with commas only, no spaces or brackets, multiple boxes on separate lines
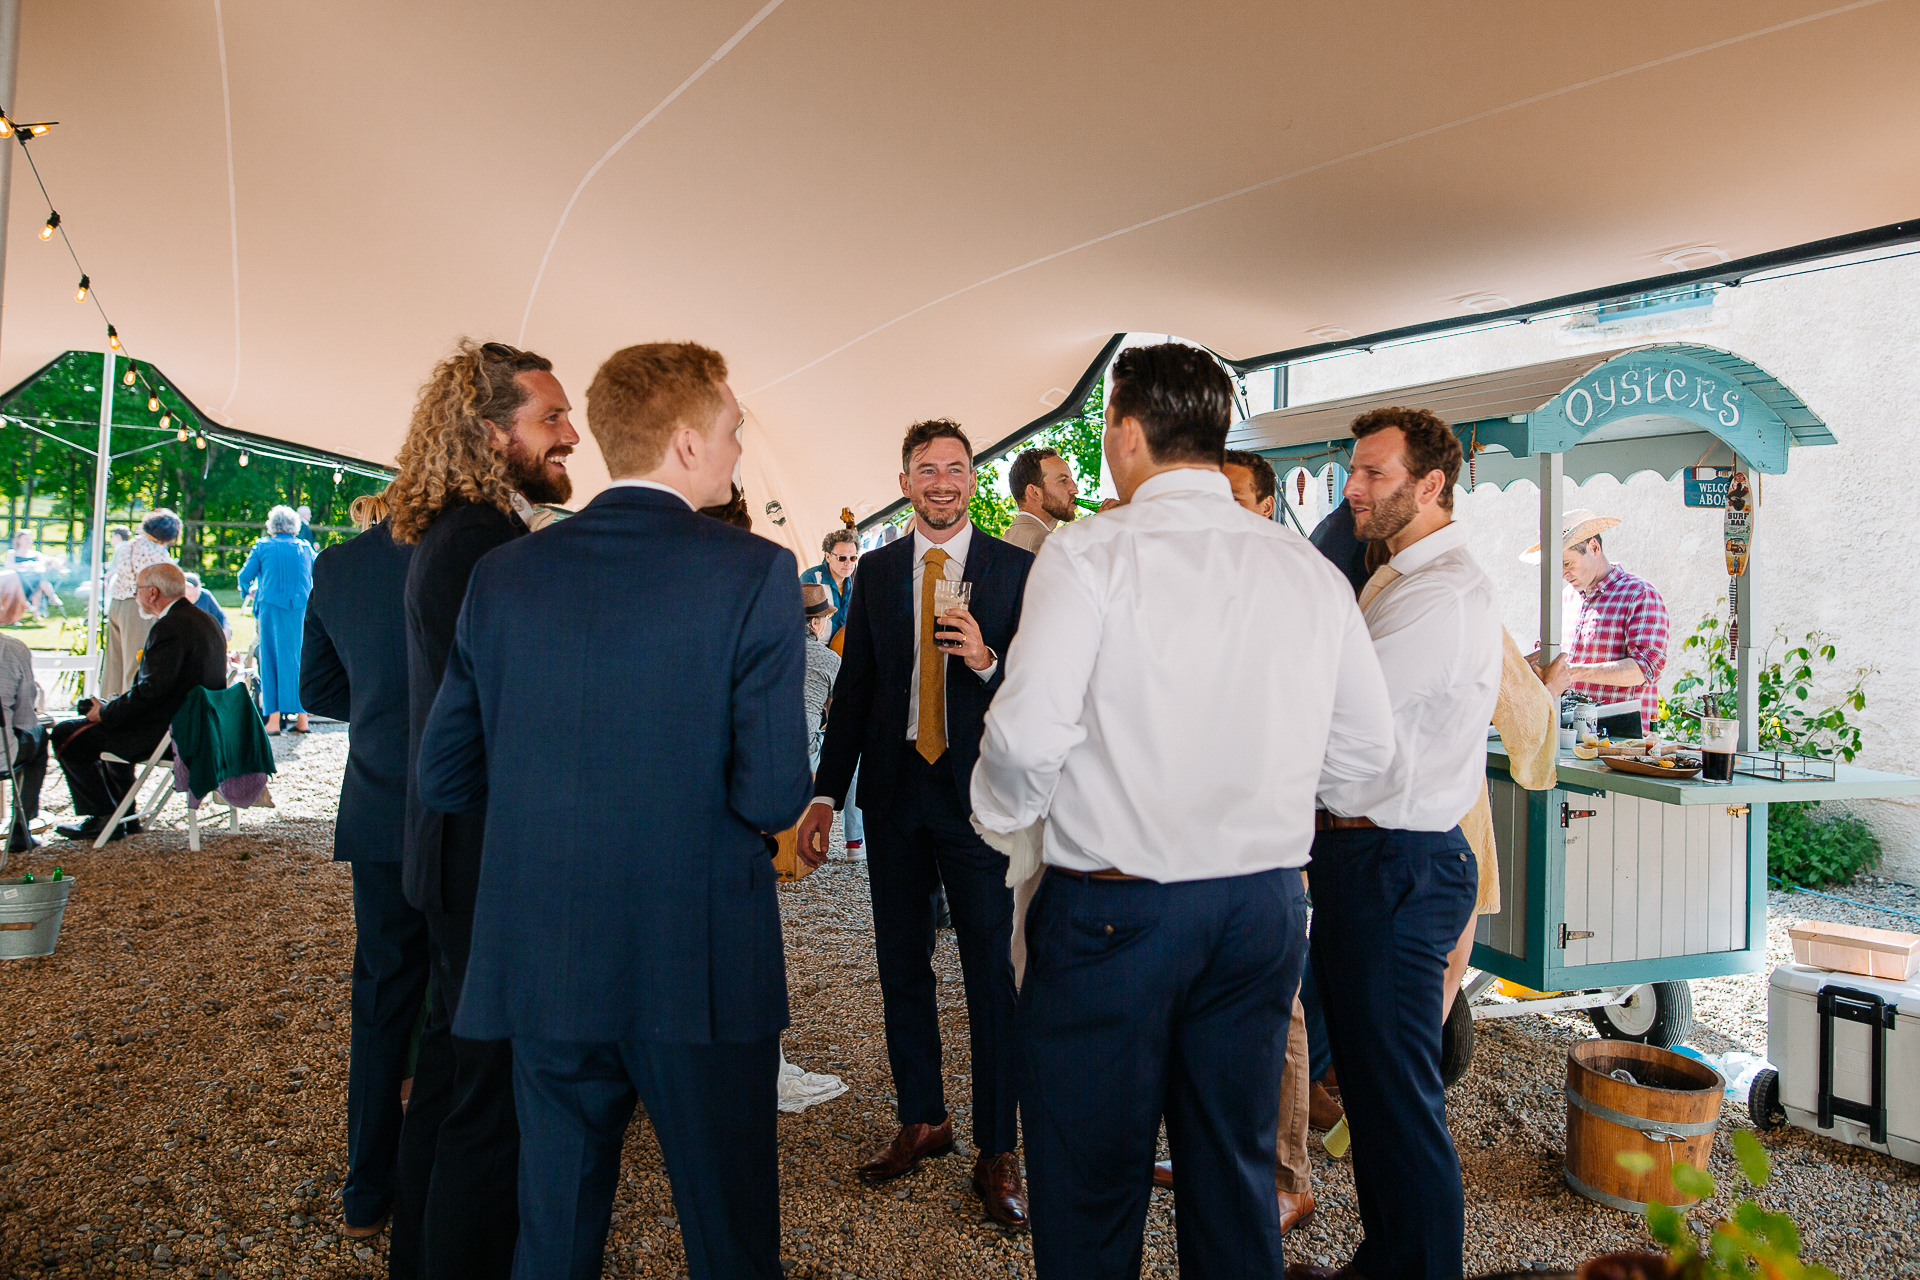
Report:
0,876,73,960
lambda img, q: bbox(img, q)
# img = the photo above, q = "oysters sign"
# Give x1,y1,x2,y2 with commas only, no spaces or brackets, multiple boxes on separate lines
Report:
1530,350,1792,472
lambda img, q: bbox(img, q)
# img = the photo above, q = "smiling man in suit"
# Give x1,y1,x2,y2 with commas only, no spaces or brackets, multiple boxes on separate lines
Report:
417,341,811,1280
796,419,1037,1228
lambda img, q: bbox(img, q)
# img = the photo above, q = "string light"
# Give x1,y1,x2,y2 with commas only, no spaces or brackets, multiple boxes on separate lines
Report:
158,411,171,430
333,469,343,485
38,211,56,240
122,361,137,386
238,451,249,466
148,393,161,412
194,433,206,450
73,274,88,303
0,115,12,140
107,325,120,350
176,428,190,442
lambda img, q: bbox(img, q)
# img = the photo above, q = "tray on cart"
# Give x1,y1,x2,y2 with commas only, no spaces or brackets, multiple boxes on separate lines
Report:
1602,755,1703,780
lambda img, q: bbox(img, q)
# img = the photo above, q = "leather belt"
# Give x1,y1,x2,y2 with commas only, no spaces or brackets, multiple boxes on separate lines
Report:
1314,812,1377,831
1048,866,1148,882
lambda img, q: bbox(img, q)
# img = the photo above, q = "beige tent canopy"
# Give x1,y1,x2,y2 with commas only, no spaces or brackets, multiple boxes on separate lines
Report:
2,1,1916,563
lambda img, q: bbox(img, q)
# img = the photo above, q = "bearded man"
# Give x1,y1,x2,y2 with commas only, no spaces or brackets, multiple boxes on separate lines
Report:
1001,445,1079,554
385,339,577,1280
796,419,1036,1227
1288,407,1501,1280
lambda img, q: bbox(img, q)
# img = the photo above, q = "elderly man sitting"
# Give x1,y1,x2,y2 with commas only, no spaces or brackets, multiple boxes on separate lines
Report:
51,564,228,843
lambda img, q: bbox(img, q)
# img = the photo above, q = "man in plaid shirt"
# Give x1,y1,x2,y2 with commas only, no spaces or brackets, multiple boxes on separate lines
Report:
1540,510,1670,731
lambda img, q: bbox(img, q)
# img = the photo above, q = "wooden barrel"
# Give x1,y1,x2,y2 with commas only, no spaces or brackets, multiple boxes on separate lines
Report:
1564,1040,1723,1213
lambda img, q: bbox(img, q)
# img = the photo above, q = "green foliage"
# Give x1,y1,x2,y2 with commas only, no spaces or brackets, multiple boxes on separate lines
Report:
1766,800,1881,889
0,350,384,580
1618,1135,1839,1280
969,461,1017,536
1660,609,1872,763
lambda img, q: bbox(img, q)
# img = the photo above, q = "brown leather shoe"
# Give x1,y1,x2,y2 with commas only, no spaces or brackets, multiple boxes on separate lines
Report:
340,1212,389,1240
1276,1188,1315,1235
1152,1160,1173,1190
1284,1262,1363,1280
972,1151,1029,1229
1308,1079,1345,1132
856,1115,953,1182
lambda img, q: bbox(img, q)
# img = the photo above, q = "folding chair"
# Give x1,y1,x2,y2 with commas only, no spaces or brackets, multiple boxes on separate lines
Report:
94,731,179,850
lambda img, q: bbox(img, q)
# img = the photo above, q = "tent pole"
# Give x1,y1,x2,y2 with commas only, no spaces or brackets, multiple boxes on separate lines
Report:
1735,489,1757,751
1539,452,1563,662
0,0,19,372
85,351,112,698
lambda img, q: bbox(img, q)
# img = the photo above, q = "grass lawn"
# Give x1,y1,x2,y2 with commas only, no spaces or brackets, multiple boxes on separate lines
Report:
7,586,257,654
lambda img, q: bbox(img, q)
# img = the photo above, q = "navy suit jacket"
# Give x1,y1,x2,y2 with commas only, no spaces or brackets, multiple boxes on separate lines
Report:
417,486,813,1045
301,520,414,863
812,527,1034,819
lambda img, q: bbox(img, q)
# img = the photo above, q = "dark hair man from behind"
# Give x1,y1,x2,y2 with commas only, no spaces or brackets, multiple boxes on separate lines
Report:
1223,450,1278,520
1107,342,1236,467
298,481,426,1252
393,338,577,1279
414,340,810,1278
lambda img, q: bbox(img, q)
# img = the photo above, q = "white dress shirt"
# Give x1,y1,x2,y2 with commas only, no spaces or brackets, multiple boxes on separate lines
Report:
1317,521,1502,831
905,521,996,740
971,469,1396,883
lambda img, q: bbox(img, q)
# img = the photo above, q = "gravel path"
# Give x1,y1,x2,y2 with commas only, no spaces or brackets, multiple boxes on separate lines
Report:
3,727,1914,1278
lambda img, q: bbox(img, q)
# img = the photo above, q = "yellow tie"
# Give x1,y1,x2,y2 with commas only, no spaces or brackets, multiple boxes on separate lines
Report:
1358,563,1402,612
917,547,950,763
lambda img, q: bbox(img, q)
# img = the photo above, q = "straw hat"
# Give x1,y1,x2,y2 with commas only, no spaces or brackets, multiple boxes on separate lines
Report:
1521,508,1621,560
802,582,835,618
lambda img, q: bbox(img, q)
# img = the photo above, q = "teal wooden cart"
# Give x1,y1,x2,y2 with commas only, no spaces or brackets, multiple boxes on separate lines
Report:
1232,343,1920,1047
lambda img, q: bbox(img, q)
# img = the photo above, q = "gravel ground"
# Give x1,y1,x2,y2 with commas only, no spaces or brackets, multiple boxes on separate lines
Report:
3,726,1916,1278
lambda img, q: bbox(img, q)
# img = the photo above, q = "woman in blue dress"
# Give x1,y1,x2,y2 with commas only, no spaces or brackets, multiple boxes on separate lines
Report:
238,505,317,734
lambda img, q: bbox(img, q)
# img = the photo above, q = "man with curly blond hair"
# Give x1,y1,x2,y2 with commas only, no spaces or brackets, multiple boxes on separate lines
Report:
388,339,576,1280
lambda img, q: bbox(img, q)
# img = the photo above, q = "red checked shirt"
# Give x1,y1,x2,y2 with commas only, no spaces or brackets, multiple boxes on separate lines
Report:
1569,564,1670,726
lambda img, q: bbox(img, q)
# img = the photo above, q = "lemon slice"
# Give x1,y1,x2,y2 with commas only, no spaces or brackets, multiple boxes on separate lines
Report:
1572,742,1600,759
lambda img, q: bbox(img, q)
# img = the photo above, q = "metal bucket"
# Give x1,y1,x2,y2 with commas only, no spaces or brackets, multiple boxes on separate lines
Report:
0,876,74,960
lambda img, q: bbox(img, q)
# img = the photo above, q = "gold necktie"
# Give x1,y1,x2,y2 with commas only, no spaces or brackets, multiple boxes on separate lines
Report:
1359,563,1402,612
916,548,950,763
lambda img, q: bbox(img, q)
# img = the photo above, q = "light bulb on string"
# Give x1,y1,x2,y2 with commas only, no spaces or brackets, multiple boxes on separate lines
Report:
122,362,137,386
107,325,120,350
148,393,161,412
0,116,13,140
38,211,57,240
158,412,171,431
176,427,190,442
238,451,249,467
74,275,89,303
194,433,206,450
333,470,344,485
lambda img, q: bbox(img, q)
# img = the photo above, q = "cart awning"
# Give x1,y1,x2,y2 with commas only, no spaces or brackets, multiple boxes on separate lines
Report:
1227,344,1833,488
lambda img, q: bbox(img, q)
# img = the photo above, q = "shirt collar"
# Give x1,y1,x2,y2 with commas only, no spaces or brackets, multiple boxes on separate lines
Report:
604,478,696,511
1386,520,1469,576
1582,563,1625,599
913,519,973,566
1130,468,1232,504
1013,509,1057,531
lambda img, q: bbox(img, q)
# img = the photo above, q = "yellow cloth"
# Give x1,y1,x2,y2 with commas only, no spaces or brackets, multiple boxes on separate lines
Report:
1358,563,1401,612
916,547,949,763
1458,626,1558,915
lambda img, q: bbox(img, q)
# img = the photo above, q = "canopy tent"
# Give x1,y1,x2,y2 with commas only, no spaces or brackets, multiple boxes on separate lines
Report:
0,1,1915,565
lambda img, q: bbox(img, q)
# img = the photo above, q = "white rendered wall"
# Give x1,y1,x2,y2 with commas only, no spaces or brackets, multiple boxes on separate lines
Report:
1276,252,1920,884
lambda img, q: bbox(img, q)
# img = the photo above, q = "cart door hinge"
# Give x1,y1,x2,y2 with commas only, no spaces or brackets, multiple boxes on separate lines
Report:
1561,802,1596,827
1726,805,1750,817
1558,923,1596,948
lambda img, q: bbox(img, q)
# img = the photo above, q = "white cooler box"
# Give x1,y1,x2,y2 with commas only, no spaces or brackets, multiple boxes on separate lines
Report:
1766,964,1920,1164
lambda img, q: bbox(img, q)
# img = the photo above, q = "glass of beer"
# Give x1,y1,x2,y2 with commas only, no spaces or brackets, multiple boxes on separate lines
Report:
1702,717,1738,782
932,579,972,650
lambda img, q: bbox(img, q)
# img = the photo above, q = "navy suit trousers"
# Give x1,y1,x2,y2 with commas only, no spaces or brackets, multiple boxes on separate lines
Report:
1309,825,1477,1280
1021,866,1306,1280
865,744,1018,1153
344,863,430,1228
510,1034,781,1280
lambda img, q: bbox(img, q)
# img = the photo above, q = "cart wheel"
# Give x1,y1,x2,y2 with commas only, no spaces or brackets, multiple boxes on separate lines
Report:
1587,981,1694,1048
1748,1068,1786,1131
1440,988,1475,1089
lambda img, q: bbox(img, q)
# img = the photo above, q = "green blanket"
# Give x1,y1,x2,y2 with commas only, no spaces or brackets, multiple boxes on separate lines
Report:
170,685,277,799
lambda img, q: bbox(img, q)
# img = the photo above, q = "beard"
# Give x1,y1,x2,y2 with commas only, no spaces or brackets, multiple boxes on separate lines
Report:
912,492,966,531
503,437,572,506
1040,490,1077,523
1352,477,1419,542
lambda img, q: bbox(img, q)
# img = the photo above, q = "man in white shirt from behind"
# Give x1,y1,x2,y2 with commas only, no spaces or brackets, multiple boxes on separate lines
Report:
973,343,1396,1280
1291,407,1501,1280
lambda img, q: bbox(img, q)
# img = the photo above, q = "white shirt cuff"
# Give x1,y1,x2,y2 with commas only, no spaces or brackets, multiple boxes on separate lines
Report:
810,795,836,812
973,658,998,682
